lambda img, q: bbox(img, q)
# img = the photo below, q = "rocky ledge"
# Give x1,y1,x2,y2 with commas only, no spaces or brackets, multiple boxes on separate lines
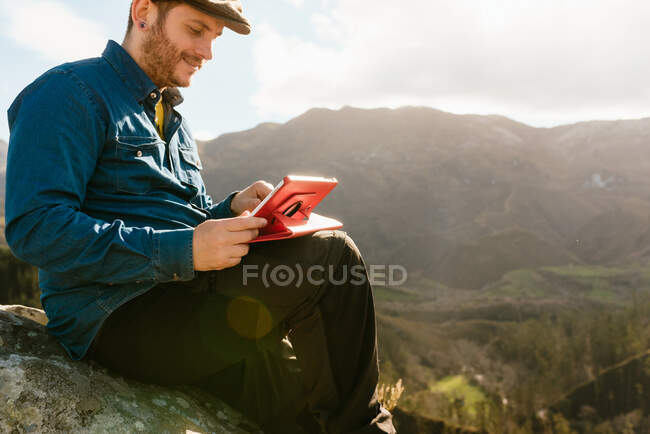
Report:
0,305,261,433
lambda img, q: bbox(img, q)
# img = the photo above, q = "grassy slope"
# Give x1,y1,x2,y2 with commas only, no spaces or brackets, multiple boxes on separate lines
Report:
375,263,650,431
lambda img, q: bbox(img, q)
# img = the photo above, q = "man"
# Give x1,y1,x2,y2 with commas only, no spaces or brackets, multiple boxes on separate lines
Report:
4,1,396,433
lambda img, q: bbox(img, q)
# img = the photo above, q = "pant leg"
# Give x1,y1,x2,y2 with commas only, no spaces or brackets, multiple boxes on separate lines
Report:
212,230,395,434
87,273,281,384
200,338,321,434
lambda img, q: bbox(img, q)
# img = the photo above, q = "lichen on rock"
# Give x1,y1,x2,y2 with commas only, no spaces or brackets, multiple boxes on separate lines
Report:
0,306,263,433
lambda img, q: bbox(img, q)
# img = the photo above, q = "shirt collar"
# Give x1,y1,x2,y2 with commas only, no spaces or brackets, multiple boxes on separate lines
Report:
102,40,184,107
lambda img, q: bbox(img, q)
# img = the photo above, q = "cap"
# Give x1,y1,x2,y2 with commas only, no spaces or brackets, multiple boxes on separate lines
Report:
182,0,251,35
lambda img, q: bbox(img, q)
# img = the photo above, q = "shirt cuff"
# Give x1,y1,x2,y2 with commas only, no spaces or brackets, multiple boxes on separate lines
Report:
153,227,195,282
209,191,239,219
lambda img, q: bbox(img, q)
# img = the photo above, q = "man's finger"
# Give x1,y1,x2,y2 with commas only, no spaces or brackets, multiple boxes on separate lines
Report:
229,228,259,244
220,257,242,269
244,198,261,211
228,243,250,258
225,215,267,231
255,180,274,198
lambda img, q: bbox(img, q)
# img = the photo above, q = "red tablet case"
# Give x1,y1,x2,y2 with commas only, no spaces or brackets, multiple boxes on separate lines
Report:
248,175,343,243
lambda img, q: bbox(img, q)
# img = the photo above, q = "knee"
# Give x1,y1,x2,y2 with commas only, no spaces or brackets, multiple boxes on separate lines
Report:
319,231,370,291
312,230,363,267
334,231,364,267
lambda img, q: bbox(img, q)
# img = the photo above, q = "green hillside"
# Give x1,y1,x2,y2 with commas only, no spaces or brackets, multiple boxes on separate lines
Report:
374,264,650,432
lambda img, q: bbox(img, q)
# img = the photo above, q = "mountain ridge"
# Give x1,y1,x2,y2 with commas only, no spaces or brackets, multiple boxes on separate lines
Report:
197,105,650,290
198,106,650,144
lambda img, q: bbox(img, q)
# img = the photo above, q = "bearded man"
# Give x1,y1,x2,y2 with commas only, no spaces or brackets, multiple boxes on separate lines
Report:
4,1,396,433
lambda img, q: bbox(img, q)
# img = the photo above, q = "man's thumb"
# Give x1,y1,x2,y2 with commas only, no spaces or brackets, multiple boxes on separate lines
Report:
241,210,251,217
246,198,261,210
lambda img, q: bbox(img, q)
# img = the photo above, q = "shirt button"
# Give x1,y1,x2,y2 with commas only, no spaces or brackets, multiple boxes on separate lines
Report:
136,150,143,157
150,92,157,99
173,273,180,281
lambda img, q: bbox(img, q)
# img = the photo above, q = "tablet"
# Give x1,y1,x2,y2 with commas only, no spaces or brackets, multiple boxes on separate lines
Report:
248,175,342,243
251,175,338,218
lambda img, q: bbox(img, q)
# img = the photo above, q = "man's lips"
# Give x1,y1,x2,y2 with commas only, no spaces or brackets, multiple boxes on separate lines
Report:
182,56,202,71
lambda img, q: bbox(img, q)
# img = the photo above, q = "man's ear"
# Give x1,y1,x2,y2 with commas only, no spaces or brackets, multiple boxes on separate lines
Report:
131,0,155,30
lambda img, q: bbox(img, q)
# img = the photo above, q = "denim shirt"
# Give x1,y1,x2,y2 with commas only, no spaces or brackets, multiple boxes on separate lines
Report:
4,40,237,360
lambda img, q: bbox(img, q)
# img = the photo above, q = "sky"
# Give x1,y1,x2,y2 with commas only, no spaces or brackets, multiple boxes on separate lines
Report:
1,0,650,142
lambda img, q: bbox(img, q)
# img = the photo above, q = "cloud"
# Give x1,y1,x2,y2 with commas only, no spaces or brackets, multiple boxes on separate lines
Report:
1,0,107,63
283,0,304,7
252,0,650,126
193,130,219,141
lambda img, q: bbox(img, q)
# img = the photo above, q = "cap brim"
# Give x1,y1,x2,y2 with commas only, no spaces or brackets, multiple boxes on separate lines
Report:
221,17,251,35
183,0,251,35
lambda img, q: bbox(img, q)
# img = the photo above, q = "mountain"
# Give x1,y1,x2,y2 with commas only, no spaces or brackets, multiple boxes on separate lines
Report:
4,106,650,290
198,106,650,290
0,138,7,198
1,139,7,245
0,138,7,172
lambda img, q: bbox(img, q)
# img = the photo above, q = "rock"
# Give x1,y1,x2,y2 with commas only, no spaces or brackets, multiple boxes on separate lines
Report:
0,305,263,433
0,305,49,326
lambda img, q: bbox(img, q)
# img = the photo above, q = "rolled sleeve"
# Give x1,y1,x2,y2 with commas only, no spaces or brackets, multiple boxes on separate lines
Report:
208,191,239,220
153,227,196,282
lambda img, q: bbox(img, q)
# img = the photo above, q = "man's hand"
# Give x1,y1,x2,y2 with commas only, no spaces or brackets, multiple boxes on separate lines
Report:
230,180,274,216
193,211,267,271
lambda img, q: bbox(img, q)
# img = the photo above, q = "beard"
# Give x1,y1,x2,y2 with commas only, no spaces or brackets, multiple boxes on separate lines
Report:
140,22,203,89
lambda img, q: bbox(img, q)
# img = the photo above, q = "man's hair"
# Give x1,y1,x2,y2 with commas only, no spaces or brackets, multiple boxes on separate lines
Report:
126,0,183,36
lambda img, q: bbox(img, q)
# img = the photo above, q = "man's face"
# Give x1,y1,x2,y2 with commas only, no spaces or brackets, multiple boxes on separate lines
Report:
141,4,225,88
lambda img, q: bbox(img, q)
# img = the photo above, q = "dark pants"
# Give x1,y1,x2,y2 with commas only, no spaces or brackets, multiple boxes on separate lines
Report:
87,230,396,434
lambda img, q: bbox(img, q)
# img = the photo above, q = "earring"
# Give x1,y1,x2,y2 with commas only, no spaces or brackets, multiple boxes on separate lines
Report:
139,21,146,29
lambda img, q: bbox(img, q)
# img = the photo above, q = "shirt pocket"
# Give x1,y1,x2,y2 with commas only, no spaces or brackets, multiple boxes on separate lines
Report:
114,136,167,195
177,145,204,191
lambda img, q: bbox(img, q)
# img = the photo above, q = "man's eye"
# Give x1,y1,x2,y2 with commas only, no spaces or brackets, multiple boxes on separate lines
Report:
188,26,202,35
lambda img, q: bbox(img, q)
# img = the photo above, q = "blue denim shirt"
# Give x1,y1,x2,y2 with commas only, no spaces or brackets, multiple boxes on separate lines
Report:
4,40,237,361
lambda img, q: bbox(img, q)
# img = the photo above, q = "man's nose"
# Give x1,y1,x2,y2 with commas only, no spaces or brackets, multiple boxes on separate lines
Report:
197,40,213,62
